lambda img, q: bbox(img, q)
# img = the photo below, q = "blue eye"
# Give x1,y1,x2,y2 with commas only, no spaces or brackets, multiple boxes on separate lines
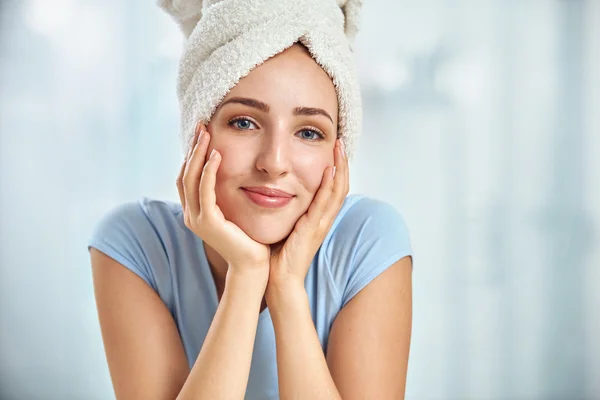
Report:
229,118,256,130
297,129,324,141
229,117,324,141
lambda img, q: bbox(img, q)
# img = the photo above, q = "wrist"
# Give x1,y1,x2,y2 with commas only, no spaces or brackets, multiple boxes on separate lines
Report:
224,267,269,299
227,262,269,282
265,280,307,313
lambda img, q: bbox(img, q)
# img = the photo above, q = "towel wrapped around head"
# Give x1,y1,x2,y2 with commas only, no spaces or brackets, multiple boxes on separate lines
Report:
158,0,363,160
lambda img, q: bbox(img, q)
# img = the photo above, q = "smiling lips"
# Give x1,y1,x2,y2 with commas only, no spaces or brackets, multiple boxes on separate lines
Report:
241,186,294,208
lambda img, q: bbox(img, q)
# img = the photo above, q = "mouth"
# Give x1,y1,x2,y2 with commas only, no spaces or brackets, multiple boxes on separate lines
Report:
241,186,295,209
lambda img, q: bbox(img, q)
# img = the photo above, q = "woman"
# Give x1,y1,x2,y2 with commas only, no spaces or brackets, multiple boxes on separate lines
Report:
88,1,413,399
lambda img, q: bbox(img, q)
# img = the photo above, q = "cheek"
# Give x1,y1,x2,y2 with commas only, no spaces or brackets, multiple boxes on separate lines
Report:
295,150,332,195
215,150,242,182
213,147,246,212
210,137,252,184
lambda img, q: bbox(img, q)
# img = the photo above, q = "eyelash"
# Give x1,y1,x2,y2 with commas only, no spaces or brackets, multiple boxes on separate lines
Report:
227,117,326,141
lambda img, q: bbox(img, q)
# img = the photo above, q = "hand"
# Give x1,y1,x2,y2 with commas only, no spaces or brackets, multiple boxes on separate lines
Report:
267,139,349,294
176,122,270,274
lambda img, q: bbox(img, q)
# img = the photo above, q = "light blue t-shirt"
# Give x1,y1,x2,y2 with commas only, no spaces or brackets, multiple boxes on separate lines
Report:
88,194,413,399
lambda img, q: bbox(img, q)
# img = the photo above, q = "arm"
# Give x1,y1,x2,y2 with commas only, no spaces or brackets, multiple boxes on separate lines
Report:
326,256,413,399
91,249,266,400
178,266,267,399
266,256,412,400
267,283,342,400
91,248,189,400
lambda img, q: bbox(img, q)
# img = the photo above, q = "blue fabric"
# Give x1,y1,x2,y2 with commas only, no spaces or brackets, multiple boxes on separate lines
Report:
87,194,413,399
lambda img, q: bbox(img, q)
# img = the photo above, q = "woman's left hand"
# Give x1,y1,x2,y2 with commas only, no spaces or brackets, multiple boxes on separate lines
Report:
266,139,349,297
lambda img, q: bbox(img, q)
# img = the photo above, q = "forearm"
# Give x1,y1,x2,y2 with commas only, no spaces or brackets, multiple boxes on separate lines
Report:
267,283,342,400
177,268,267,400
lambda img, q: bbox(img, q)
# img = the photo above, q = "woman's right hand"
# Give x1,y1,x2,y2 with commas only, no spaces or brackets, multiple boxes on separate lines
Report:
176,122,271,275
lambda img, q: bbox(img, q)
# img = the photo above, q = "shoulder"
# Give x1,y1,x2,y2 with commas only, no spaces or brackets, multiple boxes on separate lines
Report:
321,194,413,307
90,197,184,238
88,197,185,290
327,194,411,246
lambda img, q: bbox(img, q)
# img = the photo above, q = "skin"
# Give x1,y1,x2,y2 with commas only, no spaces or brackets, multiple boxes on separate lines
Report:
200,43,340,296
207,43,338,244
90,42,413,400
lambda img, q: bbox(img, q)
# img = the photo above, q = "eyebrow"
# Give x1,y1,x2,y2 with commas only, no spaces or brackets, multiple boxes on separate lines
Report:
218,96,334,124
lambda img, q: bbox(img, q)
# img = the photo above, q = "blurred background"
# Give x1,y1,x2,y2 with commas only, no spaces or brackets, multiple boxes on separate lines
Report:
1,0,598,399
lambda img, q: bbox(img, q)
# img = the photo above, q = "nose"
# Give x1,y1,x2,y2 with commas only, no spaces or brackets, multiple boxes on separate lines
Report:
255,129,291,178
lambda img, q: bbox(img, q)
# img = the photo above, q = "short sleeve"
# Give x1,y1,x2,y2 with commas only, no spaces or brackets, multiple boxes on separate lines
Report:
325,197,413,308
87,200,161,291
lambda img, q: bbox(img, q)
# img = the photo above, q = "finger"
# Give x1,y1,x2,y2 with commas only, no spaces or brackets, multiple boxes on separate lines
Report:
176,163,187,211
183,124,210,216
306,138,348,224
324,139,349,220
341,139,350,194
333,139,349,200
199,148,222,216
177,122,202,211
188,122,203,156
306,163,335,224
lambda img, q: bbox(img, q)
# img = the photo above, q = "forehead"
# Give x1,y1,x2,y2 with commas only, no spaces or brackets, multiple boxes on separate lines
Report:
224,45,339,118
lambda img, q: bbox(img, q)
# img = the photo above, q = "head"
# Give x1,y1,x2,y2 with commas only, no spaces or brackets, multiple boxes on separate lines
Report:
205,42,339,244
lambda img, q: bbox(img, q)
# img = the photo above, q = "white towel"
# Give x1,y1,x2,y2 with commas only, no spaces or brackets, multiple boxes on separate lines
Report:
159,0,363,159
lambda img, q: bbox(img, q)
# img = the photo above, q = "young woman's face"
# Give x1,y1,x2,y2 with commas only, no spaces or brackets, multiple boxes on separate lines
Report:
206,43,339,245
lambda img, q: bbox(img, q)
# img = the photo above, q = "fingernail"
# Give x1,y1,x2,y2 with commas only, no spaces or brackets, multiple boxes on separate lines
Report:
332,166,336,178
340,140,346,158
209,149,216,159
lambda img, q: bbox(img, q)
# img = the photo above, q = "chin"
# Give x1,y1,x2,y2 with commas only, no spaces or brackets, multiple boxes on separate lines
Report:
217,191,306,245
247,230,288,245
236,217,295,245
